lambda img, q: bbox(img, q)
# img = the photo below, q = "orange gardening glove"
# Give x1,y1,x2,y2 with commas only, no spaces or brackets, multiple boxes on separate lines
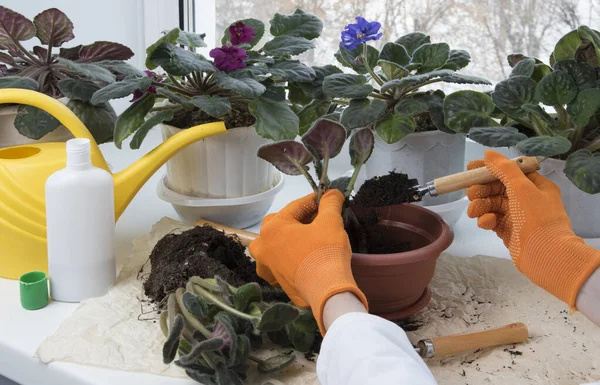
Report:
249,190,368,334
467,150,600,309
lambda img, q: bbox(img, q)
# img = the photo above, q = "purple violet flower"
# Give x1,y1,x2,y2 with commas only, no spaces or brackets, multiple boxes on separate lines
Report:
210,45,248,72
340,17,383,50
130,70,161,102
229,22,255,46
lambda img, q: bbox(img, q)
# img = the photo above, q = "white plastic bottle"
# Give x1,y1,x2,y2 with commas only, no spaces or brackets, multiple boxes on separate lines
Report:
46,138,116,302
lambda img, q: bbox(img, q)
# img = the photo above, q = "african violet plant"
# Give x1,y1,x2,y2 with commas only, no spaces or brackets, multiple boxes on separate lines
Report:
93,9,323,149
161,275,318,384
287,17,491,143
0,6,138,143
458,26,600,194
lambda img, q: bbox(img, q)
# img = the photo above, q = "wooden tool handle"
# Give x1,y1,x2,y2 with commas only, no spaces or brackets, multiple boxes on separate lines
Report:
195,218,258,246
428,322,529,357
433,156,539,196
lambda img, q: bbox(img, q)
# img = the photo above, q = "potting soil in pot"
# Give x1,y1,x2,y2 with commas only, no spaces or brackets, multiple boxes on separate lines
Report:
143,225,287,304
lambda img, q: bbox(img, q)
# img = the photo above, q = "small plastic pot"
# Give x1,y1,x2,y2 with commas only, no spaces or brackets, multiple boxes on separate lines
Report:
351,204,454,320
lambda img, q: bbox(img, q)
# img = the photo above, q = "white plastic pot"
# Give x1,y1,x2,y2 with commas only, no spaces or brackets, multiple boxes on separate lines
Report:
357,130,467,206
0,100,73,148
538,158,600,238
157,172,284,228
161,124,276,199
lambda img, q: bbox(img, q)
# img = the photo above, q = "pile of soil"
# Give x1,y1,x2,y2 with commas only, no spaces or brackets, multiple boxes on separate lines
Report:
143,225,286,304
353,171,421,207
167,102,255,130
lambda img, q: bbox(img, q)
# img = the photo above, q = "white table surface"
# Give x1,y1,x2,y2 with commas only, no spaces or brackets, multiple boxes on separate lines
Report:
1,130,598,385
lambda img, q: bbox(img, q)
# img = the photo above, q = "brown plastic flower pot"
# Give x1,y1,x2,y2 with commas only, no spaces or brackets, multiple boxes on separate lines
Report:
351,204,454,320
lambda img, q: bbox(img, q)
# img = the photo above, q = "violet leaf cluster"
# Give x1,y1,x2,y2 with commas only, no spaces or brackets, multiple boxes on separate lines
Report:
463,26,600,194
161,275,318,385
0,6,137,143
98,9,323,149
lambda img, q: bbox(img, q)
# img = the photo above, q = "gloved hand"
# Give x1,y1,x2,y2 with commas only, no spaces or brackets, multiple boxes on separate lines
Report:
249,190,368,334
467,150,600,309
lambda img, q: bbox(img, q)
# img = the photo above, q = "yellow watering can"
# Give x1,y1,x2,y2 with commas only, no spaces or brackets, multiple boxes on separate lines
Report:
0,89,226,279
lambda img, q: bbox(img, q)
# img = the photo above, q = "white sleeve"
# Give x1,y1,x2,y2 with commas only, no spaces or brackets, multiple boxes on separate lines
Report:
317,312,438,385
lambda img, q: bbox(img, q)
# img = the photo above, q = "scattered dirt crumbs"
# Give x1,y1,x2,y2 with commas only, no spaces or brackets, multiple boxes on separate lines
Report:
143,225,287,304
353,172,421,207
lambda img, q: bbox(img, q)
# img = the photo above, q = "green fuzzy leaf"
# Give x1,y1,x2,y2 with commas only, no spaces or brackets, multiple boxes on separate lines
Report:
97,60,144,77
257,354,297,374
90,76,152,105
443,90,497,133
146,28,180,69
262,84,286,102
57,79,100,103
269,9,322,40
394,94,432,116
230,334,251,368
554,60,597,91
335,44,379,75
177,30,206,48
14,105,61,140
257,141,313,175
130,110,174,149
180,338,224,366
340,98,387,129
163,313,184,364
516,136,572,157
375,113,415,143
286,311,317,353
378,60,409,80
288,83,313,105
222,18,264,48
522,104,557,133
216,362,244,385
246,50,274,64
0,76,38,90
33,8,74,46
438,73,491,86
350,128,375,167
379,69,453,93
553,30,582,62
297,64,343,100
59,59,115,83
567,88,600,127
492,76,537,118
258,303,299,332
302,118,347,160
510,58,535,78
535,70,578,106
379,42,410,66
297,100,332,135
394,32,431,56
185,371,217,385
565,150,600,194
67,100,116,144
577,26,600,66
191,95,231,118
263,35,315,56
155,87,195,109
233,283,262,312
469,126,528,147
411,43,450,73
532,63,553,83
267,329,292,347
149,43,214,76
330,176,351,194
323,73,373,99
428,90,455,133
182,291,208,318
442,50,471,71
114,92,155,149
249,98,298,140
268,60,316,82
215,71,266,98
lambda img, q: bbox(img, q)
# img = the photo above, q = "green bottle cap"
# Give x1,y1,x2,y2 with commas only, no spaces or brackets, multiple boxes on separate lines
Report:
19,271,49,310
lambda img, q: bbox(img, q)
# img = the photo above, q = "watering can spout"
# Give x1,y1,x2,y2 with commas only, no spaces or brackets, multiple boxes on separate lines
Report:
112,121,225,218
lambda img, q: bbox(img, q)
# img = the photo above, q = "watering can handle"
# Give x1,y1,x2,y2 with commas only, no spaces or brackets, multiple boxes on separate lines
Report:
0,89,107,166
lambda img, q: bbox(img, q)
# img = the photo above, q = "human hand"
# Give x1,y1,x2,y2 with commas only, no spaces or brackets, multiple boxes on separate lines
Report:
467,150,600,308
249,190,368,333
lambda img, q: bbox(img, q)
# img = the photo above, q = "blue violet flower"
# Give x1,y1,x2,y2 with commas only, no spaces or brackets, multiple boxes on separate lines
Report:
340,17,383,50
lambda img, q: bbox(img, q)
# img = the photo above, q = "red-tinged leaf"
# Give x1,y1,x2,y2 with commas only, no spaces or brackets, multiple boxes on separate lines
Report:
257,141,314,176
350,128,374,167
0,6,35,44
301,118,346,161
59,44,82,60
0,42,20,56
0,51,14,64
77,41,134,62
33,46,47,60
33,8,74,47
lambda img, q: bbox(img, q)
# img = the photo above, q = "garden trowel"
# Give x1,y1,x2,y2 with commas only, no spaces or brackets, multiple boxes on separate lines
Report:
412,322,529,358
409,156,540,200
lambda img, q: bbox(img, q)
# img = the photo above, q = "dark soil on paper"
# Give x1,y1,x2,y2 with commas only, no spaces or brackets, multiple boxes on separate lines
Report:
143,225,287,304
167,102,256,130
353,171,421,207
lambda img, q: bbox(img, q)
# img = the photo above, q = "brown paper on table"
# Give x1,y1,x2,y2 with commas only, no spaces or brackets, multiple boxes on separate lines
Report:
36,217,600,385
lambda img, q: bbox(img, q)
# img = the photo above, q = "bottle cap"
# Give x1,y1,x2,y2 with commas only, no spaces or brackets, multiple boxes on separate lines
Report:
66,138,91,166
19,271,49,310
